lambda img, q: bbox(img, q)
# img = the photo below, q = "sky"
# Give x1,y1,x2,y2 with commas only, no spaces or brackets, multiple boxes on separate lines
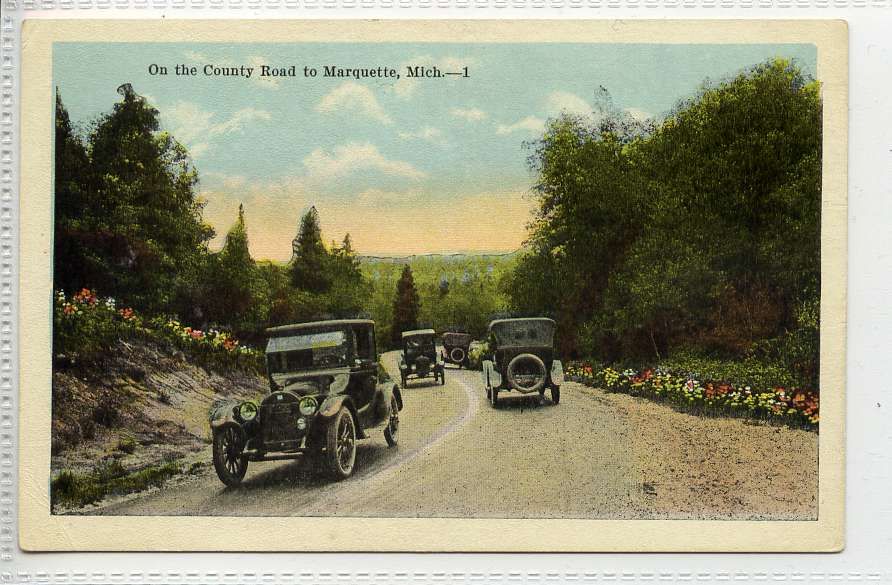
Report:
54,42,817,260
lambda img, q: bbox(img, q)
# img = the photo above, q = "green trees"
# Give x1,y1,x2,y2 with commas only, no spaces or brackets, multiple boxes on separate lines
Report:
509,58,822,380
54,84,213,315
290,207,331,294
391,265,421,346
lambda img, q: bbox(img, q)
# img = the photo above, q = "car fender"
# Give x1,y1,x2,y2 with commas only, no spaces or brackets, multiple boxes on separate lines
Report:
209,400,241,431
318,394,366,438
482,360,502,389
550,359,565,386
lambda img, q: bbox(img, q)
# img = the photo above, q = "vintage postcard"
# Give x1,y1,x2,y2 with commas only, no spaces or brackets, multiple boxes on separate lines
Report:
18,19,846,551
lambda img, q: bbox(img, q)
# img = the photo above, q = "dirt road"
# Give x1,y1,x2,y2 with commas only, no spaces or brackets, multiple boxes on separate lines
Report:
96,352,816,519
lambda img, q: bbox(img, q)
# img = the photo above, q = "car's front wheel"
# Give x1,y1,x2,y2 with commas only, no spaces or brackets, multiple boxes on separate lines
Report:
212,426,248,487
384,396,399,447
325,407,357,480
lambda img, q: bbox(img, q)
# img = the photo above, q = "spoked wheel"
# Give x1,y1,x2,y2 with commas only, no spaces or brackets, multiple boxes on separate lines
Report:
551,386,561,405
212,426,248,487
326,407,357,480
384,396,400,447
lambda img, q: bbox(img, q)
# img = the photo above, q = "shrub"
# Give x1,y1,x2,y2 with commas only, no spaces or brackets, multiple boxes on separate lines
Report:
53,288,264,374
566,359,818,430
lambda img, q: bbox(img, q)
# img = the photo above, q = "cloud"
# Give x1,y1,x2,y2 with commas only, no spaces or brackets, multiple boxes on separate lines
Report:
356,188,421,206
496,116,546,136
397,126,446,145
303,143,426,182
450,107,487,122
316,82,392,124
545,91,592,117
625,107,653,122
162,102,271,158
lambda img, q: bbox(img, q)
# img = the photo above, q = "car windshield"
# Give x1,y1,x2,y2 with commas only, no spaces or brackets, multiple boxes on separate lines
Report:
405,336,435,351
490,320,555,347
266,330,350,376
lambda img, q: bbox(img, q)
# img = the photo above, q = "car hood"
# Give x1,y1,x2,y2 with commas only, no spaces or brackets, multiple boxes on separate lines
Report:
270,367,351,395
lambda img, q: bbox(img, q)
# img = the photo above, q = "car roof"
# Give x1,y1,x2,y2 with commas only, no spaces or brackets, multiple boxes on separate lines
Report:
401,329,436,338
488,317,555,330
266,319,374,336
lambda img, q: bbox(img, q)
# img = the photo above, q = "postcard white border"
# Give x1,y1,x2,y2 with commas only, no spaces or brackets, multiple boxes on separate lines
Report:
17,19,847,553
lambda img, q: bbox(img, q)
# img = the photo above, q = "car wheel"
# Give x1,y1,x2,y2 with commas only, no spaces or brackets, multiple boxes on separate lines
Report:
325,407,357,480
212,426,248,487
552,386,561,405
384,396,399,447
490,386,499,408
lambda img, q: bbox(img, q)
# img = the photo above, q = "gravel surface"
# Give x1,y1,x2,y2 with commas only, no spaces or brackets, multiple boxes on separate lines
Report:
91,353,817,520
575,384,819,520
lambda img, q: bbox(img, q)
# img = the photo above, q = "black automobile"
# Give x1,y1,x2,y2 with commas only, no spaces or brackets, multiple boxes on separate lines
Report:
209,319,403,485
481,318,564,407
398,329,445,387
441,331,472,368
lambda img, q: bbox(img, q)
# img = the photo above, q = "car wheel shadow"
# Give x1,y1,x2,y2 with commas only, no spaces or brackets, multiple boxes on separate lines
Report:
492,393,557,411
227,442,395,491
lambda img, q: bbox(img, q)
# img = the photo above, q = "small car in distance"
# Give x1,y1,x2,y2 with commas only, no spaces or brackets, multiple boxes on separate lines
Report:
399,329,446,387
481,318,564,407
209,319,403,486
441,331,472,368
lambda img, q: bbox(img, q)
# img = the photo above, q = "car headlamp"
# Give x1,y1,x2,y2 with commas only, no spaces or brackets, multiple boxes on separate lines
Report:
237,401,258,421
299,396,318,416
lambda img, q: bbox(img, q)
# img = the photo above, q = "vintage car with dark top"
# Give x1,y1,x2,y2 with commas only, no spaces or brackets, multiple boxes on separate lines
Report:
398,329,445,387
209,319,403,485
481,317,564,407
441,331,472,368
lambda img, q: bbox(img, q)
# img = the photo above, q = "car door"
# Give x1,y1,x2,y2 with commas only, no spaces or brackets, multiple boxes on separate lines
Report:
350,325,380,427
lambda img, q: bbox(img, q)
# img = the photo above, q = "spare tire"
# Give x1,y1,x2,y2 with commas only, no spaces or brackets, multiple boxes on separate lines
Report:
506,353,547,393
449,347,466,364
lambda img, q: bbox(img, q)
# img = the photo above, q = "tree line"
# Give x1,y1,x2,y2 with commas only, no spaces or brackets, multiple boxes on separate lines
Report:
503,59,821,386
54,83,370,345
55,59,822,388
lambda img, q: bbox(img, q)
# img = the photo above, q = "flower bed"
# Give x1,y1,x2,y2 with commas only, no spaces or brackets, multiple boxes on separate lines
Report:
54,289,263,372
565,361,819,430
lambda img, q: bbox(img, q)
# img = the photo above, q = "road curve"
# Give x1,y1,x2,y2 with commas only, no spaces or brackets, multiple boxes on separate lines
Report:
96,352,644,518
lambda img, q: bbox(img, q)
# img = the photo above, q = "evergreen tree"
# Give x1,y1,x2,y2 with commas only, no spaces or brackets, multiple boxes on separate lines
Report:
53,89,93,295
66,83,213,312
290,206,331,293
205,204,268,334
391,265,421,346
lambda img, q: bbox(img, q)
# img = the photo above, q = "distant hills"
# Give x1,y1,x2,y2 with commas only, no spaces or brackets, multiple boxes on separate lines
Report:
358,250,520,265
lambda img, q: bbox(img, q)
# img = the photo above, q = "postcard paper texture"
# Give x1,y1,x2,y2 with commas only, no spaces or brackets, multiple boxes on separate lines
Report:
18,19,846,551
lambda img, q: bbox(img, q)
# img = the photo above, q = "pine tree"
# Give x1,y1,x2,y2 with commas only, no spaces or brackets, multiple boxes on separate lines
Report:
208,203,266,333
53,89,93,295
77,83,213,312
391,265,421,346
290,206,331,293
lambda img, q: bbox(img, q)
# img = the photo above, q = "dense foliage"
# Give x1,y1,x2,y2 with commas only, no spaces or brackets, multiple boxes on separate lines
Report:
53,87,367,352
565,361,819,429
507,59,821,390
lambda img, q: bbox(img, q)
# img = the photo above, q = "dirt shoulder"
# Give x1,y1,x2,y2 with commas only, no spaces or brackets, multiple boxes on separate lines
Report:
51,338,267,511
570,381,818,520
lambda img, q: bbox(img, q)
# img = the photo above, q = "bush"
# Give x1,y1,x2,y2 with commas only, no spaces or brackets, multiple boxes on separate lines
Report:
53,288,264,374
565,358,818,430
